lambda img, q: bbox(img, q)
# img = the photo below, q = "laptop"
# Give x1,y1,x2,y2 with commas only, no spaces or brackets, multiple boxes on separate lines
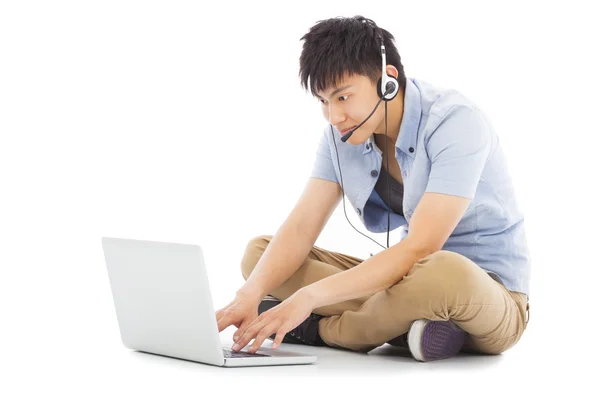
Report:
101,236,317,367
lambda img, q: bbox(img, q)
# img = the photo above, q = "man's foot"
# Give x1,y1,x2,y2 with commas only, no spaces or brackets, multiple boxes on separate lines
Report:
407,319,467,362
386,332,409,348
258,295,328,347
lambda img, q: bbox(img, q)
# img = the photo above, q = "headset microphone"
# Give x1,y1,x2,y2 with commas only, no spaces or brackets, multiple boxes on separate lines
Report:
340,82,395,143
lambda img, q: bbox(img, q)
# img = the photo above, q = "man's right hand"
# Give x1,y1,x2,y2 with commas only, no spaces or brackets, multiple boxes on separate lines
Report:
215,291,262,342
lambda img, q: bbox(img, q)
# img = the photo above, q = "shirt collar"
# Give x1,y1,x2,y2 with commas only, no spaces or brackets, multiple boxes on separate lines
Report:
363,78,421,158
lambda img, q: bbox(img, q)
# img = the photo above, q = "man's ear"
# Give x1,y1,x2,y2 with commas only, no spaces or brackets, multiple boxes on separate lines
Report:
385,65,399,80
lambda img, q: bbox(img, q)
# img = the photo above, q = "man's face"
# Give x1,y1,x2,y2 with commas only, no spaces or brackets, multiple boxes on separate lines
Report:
315,73,384,145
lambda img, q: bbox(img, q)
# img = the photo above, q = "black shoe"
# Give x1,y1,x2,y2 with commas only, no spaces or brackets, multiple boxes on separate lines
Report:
386,332,409,348
258,295,328,347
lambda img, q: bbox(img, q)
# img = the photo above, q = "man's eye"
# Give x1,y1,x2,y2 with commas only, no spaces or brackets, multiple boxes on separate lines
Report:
319,96,348,104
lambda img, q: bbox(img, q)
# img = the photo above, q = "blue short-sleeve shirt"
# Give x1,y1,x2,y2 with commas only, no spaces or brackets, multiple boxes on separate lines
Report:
310,77,531,298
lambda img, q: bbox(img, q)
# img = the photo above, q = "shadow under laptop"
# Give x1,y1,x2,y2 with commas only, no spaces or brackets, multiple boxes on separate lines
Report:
128,341,506,376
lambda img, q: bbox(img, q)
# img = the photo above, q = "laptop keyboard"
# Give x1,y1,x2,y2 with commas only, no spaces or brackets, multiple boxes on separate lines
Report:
223,348,271,358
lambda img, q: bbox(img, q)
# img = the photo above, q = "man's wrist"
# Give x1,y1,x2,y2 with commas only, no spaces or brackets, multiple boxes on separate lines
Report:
298,284,321,311
236,284,266,302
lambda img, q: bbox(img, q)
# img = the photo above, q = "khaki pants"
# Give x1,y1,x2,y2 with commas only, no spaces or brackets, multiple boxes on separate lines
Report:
241,235,530,354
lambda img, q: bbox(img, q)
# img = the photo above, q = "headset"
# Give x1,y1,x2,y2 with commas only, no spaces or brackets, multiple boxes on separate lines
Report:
328,18,400,252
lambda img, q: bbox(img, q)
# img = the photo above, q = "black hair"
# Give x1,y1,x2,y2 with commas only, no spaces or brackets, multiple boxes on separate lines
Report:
299,15,406,98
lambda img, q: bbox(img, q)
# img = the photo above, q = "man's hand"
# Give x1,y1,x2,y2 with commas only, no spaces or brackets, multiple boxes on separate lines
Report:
215,291,262,341
231,289,317,354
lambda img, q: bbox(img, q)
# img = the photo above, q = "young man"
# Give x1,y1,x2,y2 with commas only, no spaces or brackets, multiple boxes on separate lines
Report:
215,15,530,362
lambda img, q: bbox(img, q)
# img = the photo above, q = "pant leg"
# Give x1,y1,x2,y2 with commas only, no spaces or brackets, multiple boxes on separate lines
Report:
318,250,529,354
240,235,370,316
240,235,529,355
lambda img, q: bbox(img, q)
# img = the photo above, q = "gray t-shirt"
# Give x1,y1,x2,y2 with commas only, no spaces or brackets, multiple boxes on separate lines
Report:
374,163,404,216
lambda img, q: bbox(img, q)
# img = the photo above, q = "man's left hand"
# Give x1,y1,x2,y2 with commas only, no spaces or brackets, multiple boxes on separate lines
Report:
231,289,317,353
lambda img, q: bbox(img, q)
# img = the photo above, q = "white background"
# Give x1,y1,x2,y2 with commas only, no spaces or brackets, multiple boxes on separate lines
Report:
1,0,598,398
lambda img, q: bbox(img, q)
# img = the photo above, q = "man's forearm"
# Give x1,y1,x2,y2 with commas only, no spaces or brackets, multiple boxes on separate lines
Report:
302,238,433,309
237,221,314,300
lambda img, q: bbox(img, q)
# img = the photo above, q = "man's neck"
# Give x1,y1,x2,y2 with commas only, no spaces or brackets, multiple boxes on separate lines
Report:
372,89,405,147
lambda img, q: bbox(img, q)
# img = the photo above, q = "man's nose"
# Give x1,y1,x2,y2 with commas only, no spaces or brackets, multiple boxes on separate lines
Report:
328,104,346,126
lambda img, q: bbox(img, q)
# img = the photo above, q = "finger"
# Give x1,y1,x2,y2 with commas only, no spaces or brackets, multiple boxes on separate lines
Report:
272,328,288,350
233,323,261,352
235,312,264,342
248,321,280,353
233,318,253,342
233,318,266,352
217,312,235,332
216,317,227,333
215,301,233,321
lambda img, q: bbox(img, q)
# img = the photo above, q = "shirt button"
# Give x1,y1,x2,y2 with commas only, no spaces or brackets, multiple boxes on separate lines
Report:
370,169,378,177
366,143,371,149
409,147,414,153
356,208,362,216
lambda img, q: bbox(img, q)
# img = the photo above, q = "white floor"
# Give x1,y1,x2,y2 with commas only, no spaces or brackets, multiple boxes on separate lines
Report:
6,320,591,399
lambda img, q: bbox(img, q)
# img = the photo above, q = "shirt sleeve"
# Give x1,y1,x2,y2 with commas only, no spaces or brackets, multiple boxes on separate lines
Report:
310,127,339,184
425,105,493,199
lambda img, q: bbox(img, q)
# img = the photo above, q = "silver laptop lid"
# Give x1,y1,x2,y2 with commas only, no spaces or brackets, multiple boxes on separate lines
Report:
101,237,224,366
